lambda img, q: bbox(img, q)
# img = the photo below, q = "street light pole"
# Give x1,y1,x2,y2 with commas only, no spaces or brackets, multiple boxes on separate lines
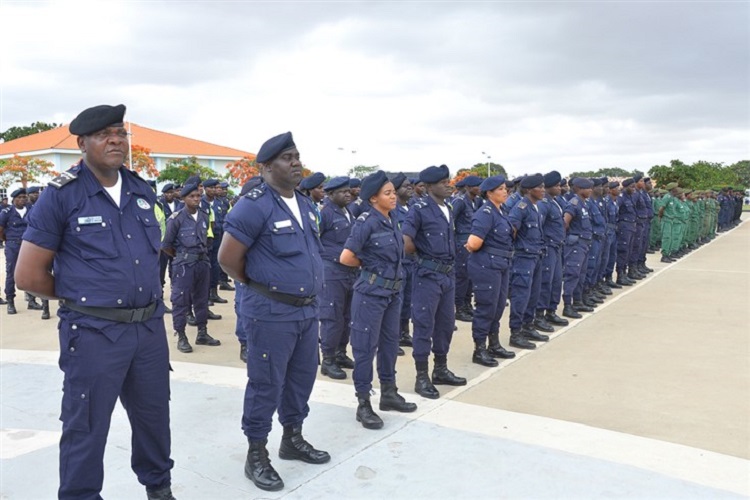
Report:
481,151,492,177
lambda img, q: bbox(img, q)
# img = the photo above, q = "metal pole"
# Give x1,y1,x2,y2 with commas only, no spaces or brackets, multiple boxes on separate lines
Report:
127,121,133,170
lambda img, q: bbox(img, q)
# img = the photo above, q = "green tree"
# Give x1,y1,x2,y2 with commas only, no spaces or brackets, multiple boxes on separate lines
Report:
347,165,379,179
0,122,61,142
729,160,750,187
648,159,740,189
463,162,507,178
157,156,218,184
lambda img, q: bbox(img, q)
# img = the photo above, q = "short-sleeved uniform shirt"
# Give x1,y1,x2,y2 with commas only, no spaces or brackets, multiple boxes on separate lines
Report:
564,195,593,239
508,197,544,254
319,199,355,280
402,196,456,264
469,203,514,270
162,208,210,263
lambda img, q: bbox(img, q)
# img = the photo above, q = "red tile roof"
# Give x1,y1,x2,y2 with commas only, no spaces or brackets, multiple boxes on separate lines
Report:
0,123,255,159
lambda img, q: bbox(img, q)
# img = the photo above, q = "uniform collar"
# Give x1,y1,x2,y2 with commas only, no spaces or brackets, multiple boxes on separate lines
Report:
78,161,148,199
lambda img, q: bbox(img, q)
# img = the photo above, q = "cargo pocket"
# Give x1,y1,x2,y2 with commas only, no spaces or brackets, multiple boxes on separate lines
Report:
247,349,272,384
510,272,531,289
61,383,91,433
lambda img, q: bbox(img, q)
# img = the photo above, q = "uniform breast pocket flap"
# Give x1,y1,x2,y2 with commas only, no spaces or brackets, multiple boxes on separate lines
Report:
72,222,118,259
270,225,302,256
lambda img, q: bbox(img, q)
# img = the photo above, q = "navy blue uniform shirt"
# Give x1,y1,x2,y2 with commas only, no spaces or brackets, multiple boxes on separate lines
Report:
402,196,456,264
617,192,638,224
452,194,475,243
538,194,565,248
162,208,210,262
508,197,545,255
469,203,514,269
0,205,30,241
319,199,355,279
634,189,650,220
586,197,606,236
564,195,593,239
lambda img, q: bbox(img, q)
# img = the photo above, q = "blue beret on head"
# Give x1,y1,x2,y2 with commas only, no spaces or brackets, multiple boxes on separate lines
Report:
643,177,651,182
10,188,26,199
520,173,544,189
219,181,229,188
560,178,568,187
391,173,407,190
69,104,126,136
419,164,450,184
360,170,389,201
161,183,175,193
455,178,466,188
239,176,264,196
608,181,620,189
181,183,199,197
256,131,296,164
592,178,603,187
203,178,219,188
26,186,40,194
622,178,635,187
572,177,594,189
633,174,643,182
543,170,562,187
600,177,609,184
349,178,361,188
299,172,325,190
324,176,350,192
479,175,507,192
185,175,201,186
463,175,483,188
409,177,420,185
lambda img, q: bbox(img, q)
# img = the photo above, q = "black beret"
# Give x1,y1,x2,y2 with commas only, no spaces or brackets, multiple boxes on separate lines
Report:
69,104,126,136
419,164,450,184
181,183,200,197
622,178,635,187
349,178,361,188
463,175,483,187
560,178,568,187
26,186,40,194
592,178,603,187
633,174,643,182
324,176,350,191
409,177,420,185
512,176,525,185
185,175,201,186
480,175,507,192
600,177,609,184
219,181,229,188
240,176,264,196
161,183,175,193
643,177,651,182
520,173,544,189
360,170,389,201
299,172,325,190
543,170,561,187
455,178,466,188
572,177,594,189
10,188,26,198
256,132,296,164
147,180,156,187
203,178,219,188
607,181,620,189
391,173,407,190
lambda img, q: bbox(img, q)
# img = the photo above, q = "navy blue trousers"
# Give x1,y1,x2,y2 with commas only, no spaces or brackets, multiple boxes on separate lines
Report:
562,240,589,304
399,260,415,331
411,269,455,362
616,225,636,273
585,238,603,288
234,283,246,344
58,319,172,499
350,291,401,394
3,239,20,300
319,276,355,358
604,231,617,278
209,231,222,288
468,258,509,342
537,244,562,312
638,220,651,262
629,223,644,266
171,260,210,332
454,244,471,308
509,254,543,330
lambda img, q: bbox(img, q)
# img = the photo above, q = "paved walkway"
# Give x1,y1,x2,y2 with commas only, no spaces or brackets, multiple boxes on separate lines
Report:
1,218,748,499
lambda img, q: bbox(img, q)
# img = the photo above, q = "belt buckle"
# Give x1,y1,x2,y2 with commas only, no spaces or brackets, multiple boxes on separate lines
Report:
129,307,146,323
367,273,377,285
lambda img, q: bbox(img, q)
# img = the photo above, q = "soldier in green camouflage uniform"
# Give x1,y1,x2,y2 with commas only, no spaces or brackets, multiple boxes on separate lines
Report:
658,183,680,262
650,189,663,251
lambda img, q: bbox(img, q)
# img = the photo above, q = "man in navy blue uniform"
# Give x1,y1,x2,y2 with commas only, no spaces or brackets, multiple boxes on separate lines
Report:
402,165,466,400
318,175,357,379
202,178,229,305
348,177,369,217
507,174,549,349
161,183,221,353
561,177,595,319
584,178,607,305
15,104,175,500
157,183,178,298
393,173,415,349
219,132,330,492
536,171,568,328
634,177,654,275
452,175,482,322
603,181,622,289
616,178,639,286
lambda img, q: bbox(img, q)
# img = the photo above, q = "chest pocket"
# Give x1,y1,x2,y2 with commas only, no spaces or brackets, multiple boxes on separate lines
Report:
71,221,118,259
138,215,161,253
524,220,541,237
270,225,302,257
370,231,396,247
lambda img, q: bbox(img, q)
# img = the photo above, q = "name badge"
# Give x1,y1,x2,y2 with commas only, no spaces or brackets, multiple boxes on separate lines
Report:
274,219,293,229
77,216,103,225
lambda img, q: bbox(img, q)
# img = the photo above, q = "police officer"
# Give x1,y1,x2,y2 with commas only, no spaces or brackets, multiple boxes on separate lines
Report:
1,188,35,315
340,170,417,429
348,177,368,217
562,177,595,318
536,170,569,328
157,183,177,301
202,178,229,305
453,175,482,322
219,132,330,492
465,175,517,367
12,185,47,313
392,173,415,349
616,178,639,285
507,173,549,348
633,175,654,275
162,183,222,353
318,175,357,379
15,104,175,500
402,164,466,400
408,177,426,206
603,181,622,289
584,179,607,305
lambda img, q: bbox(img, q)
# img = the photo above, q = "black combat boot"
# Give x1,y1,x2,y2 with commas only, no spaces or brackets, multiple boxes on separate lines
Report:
321,357,346,380
414,361,440,399
585,291,603,304
605,277,622,289
0,296,6,305
522,323,549,342
616,273,632,287
240,342,247,363
628,268,644,281
640,263,654,273
380,383,417,412
7,298,17,315
562,304,582,319
472,340,499,367
41,300,50,320
207,309,222,320
146,486,176,500
356,393,384,429
195,326,221,346
335,350,355,369
573,300,594,313
509,329,536,349
597,282,613,296
27,296,43,310
455,304,472,322
533,311,555,332
581,295,599,308
545,310,569,326
175,331,193,353
187,313,197,326
488,332,516,358
398,326,413,347
245,439,284,491
209,287,228,304
219,280,235,291
278,425,330,464
432,355,466,386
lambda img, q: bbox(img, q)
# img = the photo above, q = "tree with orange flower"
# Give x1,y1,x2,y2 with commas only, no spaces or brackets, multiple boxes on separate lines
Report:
0,154,57,189
226,156,259,185
129,144,159,178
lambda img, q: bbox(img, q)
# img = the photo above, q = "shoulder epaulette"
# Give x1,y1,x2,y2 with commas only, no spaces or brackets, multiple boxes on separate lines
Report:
446,201,453,210
169,211,180,219
570,197,579,205
1,207,10,214
357,211,370,222
482,205,492,214
48,166,80,189
355,199,363,206
244,184,267,201
517,201,527,209
414,200,427,208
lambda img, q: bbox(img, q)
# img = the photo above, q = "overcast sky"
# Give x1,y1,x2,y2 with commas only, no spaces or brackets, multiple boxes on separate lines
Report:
1,1,748,177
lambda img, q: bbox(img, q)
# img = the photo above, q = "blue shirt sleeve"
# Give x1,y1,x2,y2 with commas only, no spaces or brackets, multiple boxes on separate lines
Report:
401,205,420,240
224,196,266,249
470,207,493,239
508,203,524,231
161,212,181,250
344,214,370,256
23,187,66,251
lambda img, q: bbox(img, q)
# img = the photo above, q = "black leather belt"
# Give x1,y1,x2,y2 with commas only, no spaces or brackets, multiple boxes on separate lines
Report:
63,300,158,323
592,234,604,241
571,234,592,241
246,279,315,307
484,247,514,258
177,252,209,263
360,270,402,291
417,257,453,274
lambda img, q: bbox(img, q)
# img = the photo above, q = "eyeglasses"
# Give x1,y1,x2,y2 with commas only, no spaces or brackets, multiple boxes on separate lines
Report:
89,128,129,141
